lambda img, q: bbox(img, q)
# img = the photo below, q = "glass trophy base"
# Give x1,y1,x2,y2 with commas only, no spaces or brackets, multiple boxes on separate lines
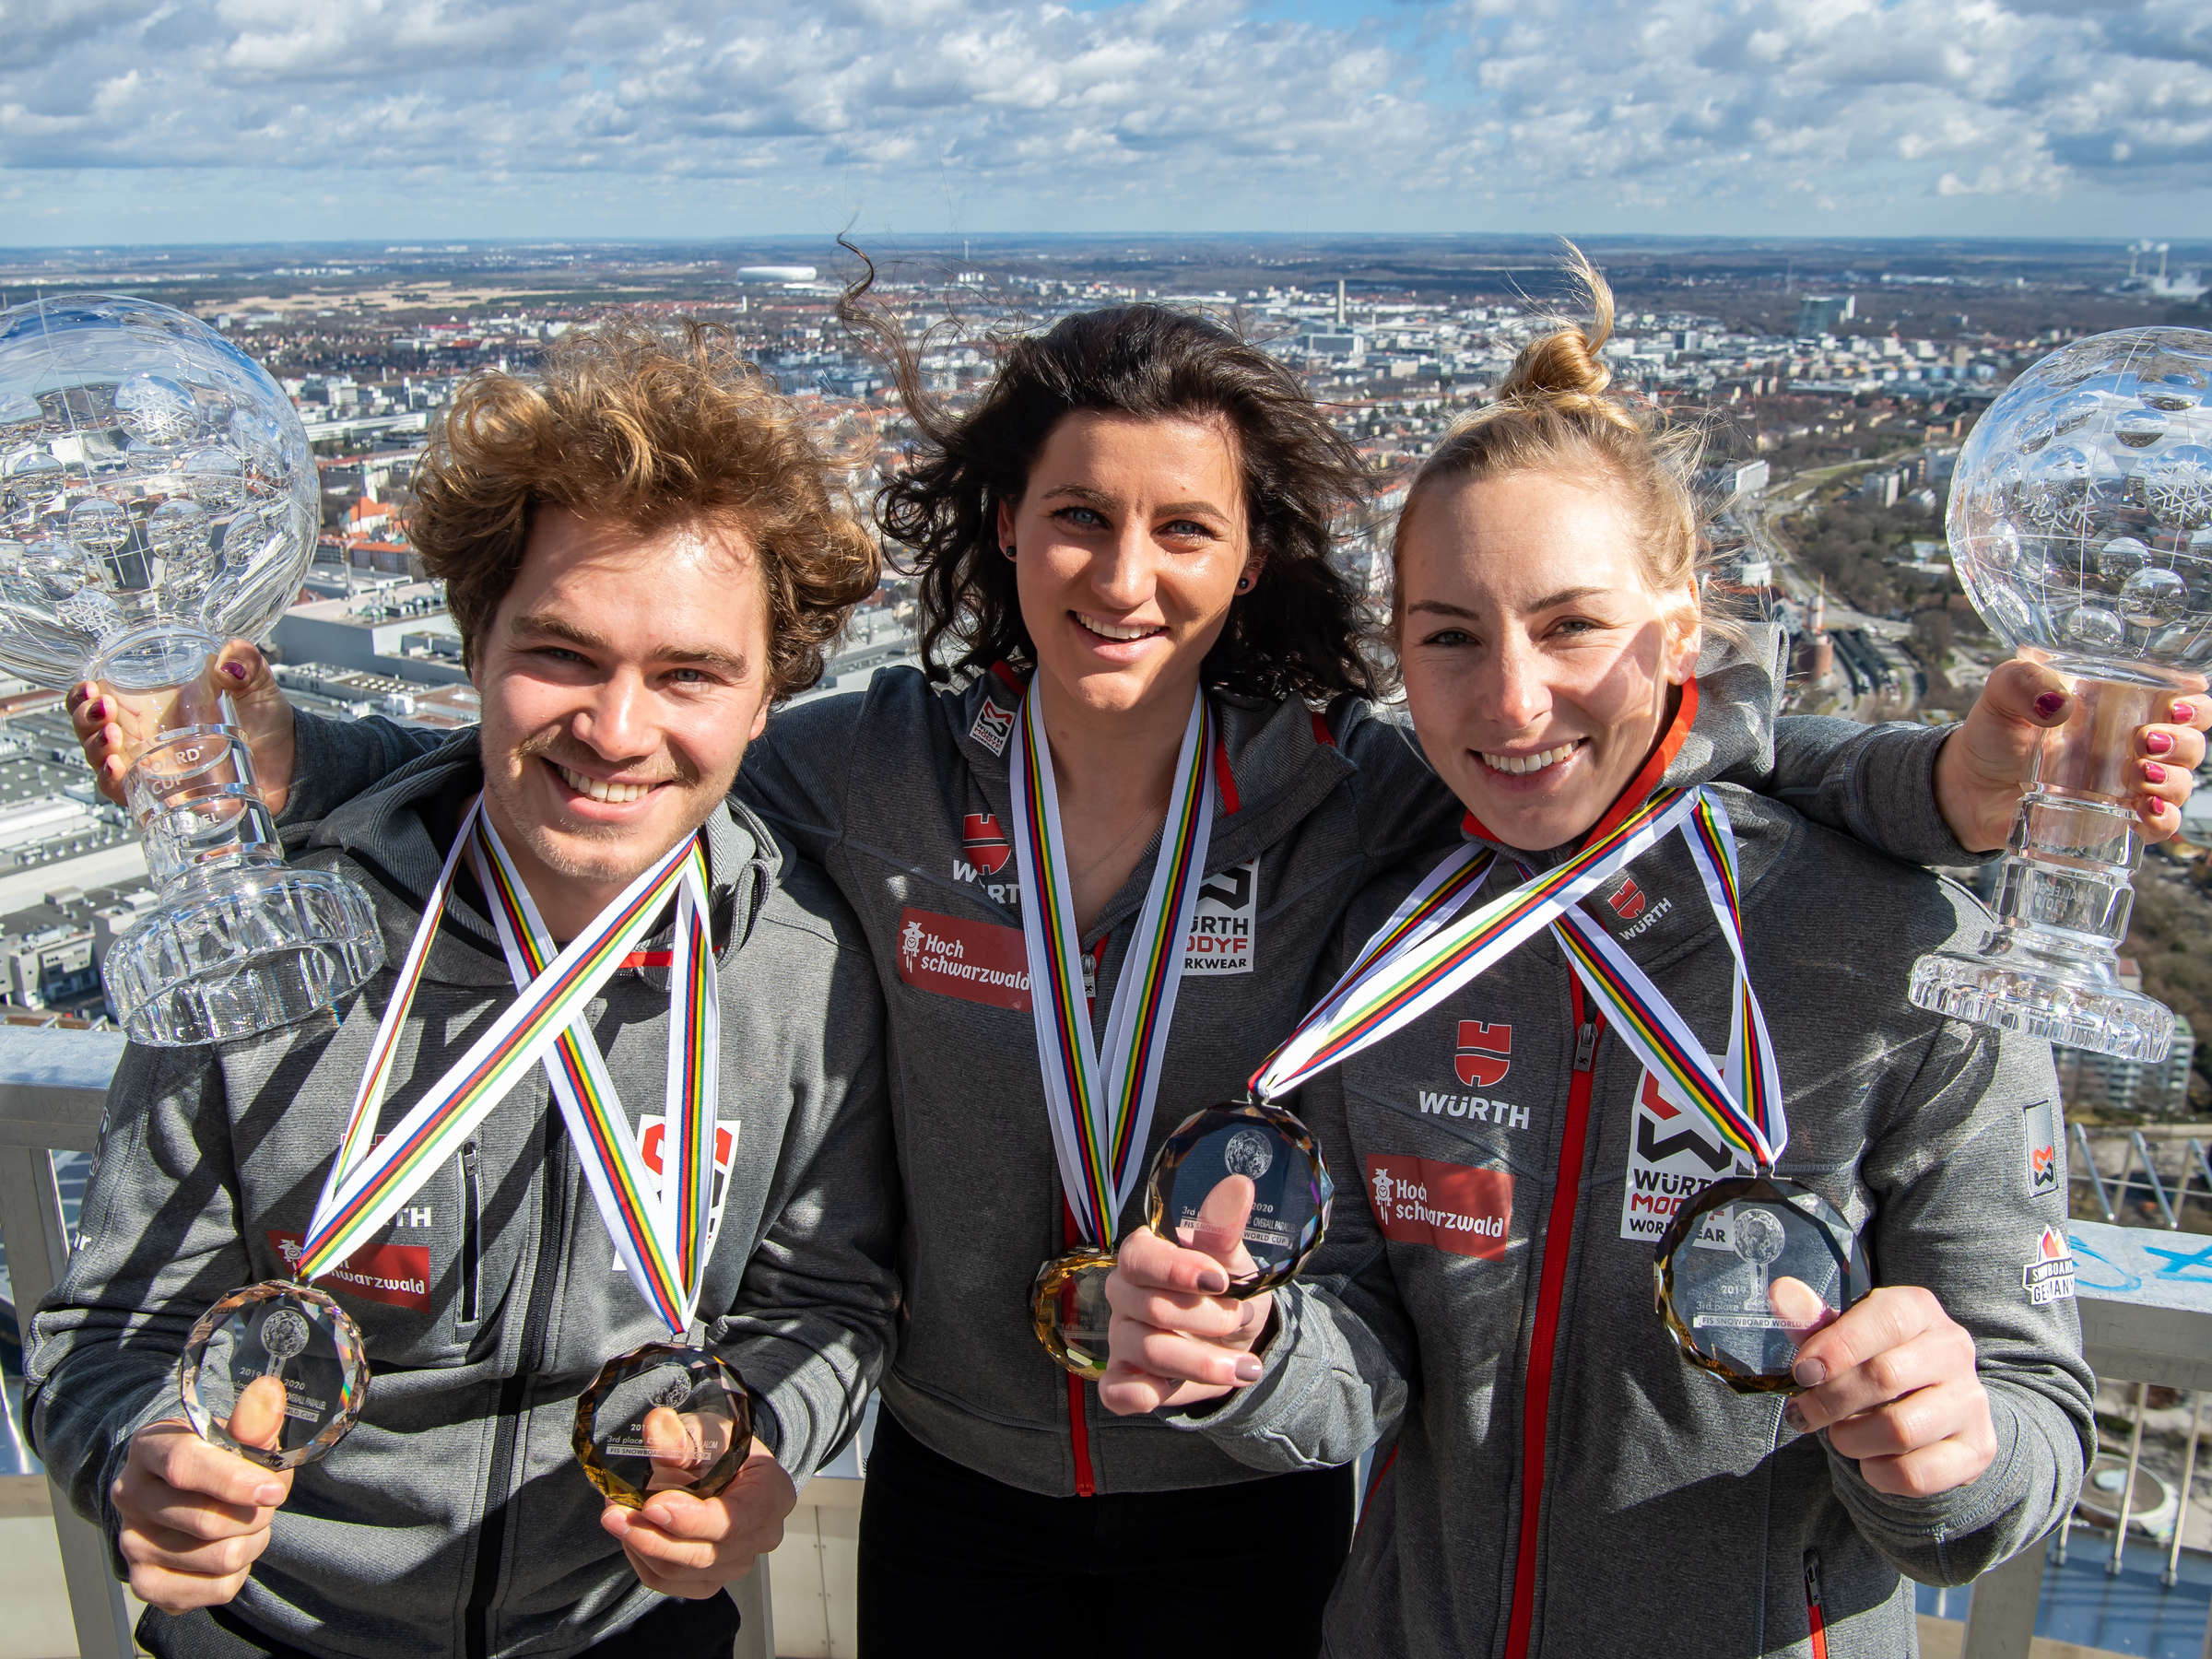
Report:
1144,1099,1333,1295
177,1281,370,1470
1653,1176,1872,1395
574,1343,751,1510
1030,1247,1116,1379
1910,944,2173,1063
103,862,385,1046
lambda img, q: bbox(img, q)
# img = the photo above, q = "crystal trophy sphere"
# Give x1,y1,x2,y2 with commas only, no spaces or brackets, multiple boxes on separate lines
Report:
1144,1098,1334,1296
1910,326,2212,1061
0,294,383,1044
177,1281,370,1470
573,1342,752,1510
1030,1246,1116,1379
1653,1177,1871,1395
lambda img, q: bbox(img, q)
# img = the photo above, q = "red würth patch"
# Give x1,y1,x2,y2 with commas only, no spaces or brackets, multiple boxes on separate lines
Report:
1456,1021,1512,1088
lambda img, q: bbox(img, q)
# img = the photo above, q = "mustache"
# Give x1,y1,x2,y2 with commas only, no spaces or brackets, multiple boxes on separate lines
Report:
514,730,702,791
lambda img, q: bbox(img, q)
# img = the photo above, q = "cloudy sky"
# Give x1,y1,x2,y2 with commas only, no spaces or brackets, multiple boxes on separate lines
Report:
2,0,2206,246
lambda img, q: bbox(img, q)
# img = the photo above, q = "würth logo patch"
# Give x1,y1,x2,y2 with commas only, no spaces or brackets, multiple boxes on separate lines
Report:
962,813,1013,877
1456,1021,1512,1088
969,699,1016,757
1366,1154,1512,1260
1607,877,1646,921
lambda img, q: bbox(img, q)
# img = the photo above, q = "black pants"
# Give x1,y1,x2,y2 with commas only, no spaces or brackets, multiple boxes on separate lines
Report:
857,1410,1354,1658
138,1588,739,1659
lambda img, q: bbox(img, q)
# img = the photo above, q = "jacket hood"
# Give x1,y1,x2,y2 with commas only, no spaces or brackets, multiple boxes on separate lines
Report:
297,727,782,988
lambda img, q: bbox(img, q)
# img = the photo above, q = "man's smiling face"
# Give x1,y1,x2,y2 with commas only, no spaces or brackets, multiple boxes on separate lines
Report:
472,508,772,936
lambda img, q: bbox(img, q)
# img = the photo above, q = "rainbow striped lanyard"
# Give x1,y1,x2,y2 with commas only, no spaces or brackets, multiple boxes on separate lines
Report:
1253,786,1784,1171
299,800,719,1337
1008,687,1216,1249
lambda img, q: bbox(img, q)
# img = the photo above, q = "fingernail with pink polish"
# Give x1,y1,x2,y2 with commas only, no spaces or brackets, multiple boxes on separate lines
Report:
2146,730,2173,755
2034,692,2066,719
1783,1401,1808,1434
1233,1355,1264,1382
1793,1355,1827,1388
2145,761,2168,784
1197,1267,1229,1294
2175,701,2196,724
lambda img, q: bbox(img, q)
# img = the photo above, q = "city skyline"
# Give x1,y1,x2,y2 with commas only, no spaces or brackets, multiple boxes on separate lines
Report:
4,0,2208,247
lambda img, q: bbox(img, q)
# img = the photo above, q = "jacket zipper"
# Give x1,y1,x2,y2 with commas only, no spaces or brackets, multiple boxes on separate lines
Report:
1504,989,1602,1659
459,1142,482,1325
1805,1548,1830,1659
465,1103,570,1659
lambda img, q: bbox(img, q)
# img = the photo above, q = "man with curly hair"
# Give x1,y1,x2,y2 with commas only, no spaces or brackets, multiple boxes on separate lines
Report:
29,320,897,1659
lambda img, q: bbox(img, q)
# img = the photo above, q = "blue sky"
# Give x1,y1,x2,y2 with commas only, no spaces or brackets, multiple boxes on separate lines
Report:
2,0,2206,247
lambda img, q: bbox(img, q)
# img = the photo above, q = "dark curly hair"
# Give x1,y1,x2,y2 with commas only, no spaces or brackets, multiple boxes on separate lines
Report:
841,250,1378,702
409,316,879,699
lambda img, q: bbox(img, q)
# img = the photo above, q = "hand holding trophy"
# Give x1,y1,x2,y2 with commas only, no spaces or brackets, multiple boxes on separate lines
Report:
0,296,384,1044
1912,327,2212,1060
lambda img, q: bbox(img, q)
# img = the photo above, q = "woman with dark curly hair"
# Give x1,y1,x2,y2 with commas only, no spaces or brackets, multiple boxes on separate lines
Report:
82,288,2206,1655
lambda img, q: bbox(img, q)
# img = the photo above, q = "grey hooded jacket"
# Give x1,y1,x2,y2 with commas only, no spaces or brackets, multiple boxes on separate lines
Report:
1169,683,2093,1659
28,735,899,1659
270,632,1981,1504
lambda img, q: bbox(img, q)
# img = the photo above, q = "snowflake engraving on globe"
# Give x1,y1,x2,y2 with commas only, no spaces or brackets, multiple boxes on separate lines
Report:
0,294,317,691
1949,328,2212,683
1222,1127,1276,1181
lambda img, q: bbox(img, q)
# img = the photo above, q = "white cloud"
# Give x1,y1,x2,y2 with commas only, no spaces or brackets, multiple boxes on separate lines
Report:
0,0,2203,237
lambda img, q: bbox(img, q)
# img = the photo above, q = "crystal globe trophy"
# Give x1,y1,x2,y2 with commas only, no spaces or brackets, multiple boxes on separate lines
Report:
573,1342,752,1509
0,295,383,1044
1030,1245,1118,1379
1910,327,2212,1061
177,1281,371,1470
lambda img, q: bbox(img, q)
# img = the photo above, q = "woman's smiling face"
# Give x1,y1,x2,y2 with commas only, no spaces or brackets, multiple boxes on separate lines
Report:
1395,468,1702,853
998,410,1258,723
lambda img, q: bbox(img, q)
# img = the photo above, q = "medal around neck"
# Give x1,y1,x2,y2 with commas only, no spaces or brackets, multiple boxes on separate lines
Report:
1007,688,1220,1376
177,1281,369,1470
1144,1098,1334,1296
574,1342,752,1509
1653,1176,1871,1394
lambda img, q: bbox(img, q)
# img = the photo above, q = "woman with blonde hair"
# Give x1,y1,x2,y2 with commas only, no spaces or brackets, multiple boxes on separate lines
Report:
1101,253,2107,1657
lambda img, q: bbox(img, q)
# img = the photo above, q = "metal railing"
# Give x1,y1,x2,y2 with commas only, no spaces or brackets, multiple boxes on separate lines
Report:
3,1029,2209,1659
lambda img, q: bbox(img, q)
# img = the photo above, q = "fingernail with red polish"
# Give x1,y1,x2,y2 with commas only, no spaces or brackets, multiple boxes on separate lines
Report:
2175,701,2196,724
222,662,248,681
1793,1355,1827,1388
2147,730,2174,755
2145,761,2168,784
2034,692,2066,719
1234,1355,1264,1382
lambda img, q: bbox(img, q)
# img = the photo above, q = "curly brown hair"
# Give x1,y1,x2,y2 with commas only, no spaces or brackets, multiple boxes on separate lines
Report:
409,317,879,698
840,250,1379,702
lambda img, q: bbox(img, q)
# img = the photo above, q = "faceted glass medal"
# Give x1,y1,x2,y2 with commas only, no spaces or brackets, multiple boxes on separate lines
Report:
1030,1246,1116,1379
1653,1176,1873,1394
1144,1099,1334,1296
573,1342,752,1510
177,1281,370,1470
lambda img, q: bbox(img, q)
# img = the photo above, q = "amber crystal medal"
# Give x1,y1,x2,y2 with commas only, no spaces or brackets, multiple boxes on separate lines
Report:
1011,688,1218,1377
